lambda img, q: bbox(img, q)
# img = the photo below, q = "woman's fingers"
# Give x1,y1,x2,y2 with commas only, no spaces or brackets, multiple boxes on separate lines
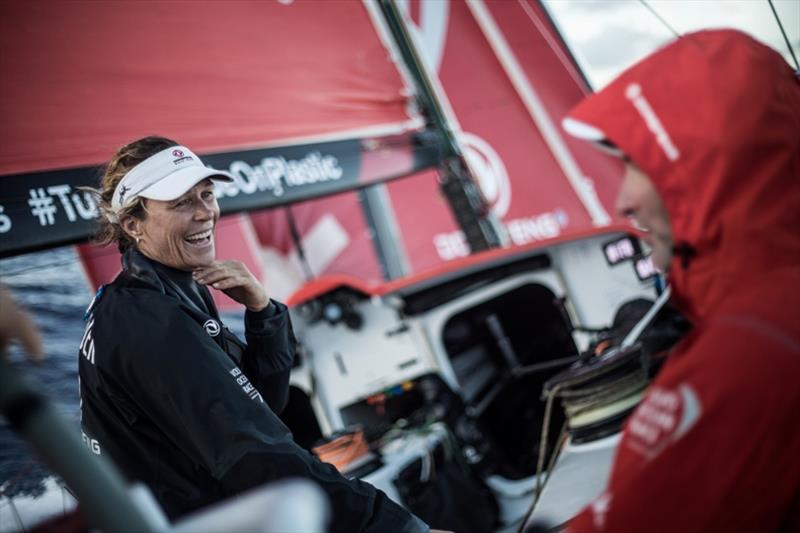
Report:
194,269,236,287
194,261,249,283
194,261,240,283
193,261,269,311
192,262,226,282
207,277,239,290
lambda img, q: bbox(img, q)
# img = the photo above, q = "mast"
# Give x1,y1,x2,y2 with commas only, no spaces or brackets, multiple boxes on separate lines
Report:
376,0,505,255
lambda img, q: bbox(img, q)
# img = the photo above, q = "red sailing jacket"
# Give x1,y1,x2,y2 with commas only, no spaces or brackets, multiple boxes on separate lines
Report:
563,30,800,532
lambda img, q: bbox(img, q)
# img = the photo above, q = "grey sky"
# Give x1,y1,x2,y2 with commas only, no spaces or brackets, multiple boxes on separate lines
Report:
543,0,800,88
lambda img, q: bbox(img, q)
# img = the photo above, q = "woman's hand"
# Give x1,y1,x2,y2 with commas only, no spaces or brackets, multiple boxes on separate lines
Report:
193,261,269,312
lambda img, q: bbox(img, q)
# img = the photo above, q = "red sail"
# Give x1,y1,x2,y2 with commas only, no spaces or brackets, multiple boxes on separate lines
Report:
386,0,624,272
3,0,626,307
253,0,627,291
0,1,419,175
0,1,423,307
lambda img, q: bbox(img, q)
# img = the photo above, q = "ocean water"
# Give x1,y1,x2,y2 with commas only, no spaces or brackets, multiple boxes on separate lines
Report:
1,247,86,501
0,246,244,502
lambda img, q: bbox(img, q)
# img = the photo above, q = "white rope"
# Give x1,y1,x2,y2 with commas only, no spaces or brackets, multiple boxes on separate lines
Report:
621,286,671,349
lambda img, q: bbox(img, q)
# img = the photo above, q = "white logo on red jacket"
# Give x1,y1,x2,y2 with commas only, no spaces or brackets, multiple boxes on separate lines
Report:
591,492,612,530
626,383,701,459
625,83,681,162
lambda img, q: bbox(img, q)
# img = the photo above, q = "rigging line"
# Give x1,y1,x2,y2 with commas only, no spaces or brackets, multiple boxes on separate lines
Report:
285,206,314,282
7,498,26,533
637,0,681,40
767,0,800,71
517,0,590,95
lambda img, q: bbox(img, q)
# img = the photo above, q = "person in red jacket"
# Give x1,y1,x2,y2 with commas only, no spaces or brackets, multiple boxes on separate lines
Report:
561,30,800,532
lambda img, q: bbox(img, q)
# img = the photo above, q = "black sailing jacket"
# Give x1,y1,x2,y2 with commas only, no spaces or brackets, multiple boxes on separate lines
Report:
78,249,426,532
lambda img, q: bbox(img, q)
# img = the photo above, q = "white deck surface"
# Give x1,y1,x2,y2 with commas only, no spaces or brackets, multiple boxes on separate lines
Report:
528,433,620,529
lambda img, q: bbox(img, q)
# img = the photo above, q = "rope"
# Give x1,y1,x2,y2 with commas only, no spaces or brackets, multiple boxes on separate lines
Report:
534,382,563,505
767,0,800,71
637,0,681,40
6,497,27,532
560,370,647,423
518,386,567,533
516,0,591,94
549,356,648,437
519,345,650,530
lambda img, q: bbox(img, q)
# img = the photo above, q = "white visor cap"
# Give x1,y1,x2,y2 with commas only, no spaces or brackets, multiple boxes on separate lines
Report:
561,117,624,158
110,145,233,215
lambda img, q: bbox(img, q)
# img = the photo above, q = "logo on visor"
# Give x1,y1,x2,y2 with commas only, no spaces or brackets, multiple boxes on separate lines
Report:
117,185,130,205
172,148,194,166
203,319,221,337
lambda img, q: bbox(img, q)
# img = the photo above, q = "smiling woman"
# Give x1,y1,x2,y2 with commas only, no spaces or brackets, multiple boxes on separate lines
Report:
77,136,428,532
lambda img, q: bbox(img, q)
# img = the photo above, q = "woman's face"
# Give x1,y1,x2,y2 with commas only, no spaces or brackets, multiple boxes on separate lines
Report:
130,179,220,271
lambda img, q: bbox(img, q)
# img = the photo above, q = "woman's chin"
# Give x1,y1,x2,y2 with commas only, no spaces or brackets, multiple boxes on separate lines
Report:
183,246,216,270
194,251,216,269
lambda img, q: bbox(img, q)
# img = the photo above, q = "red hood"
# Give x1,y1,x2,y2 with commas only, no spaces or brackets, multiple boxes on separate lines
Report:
564,30,800,323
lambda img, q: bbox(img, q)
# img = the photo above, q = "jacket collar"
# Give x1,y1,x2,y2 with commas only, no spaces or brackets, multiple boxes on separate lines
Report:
121,248,218,320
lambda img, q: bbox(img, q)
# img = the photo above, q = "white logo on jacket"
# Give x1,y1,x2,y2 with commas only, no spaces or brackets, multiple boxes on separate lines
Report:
592,492,612,529
229,367,264,403
626,383,701,459
203,319,220,337
625,83,680,162
80,317,96,365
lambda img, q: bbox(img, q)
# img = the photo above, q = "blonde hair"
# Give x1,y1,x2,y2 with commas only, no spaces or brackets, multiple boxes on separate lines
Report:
87,136,178,252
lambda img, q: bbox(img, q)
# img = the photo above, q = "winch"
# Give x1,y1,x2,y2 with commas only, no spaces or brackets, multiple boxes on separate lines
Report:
543,343,649,445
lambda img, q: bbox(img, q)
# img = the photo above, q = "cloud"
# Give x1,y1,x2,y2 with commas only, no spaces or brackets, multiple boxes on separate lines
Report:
578,24,668,69
543,0,800,88
555,0,628,15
